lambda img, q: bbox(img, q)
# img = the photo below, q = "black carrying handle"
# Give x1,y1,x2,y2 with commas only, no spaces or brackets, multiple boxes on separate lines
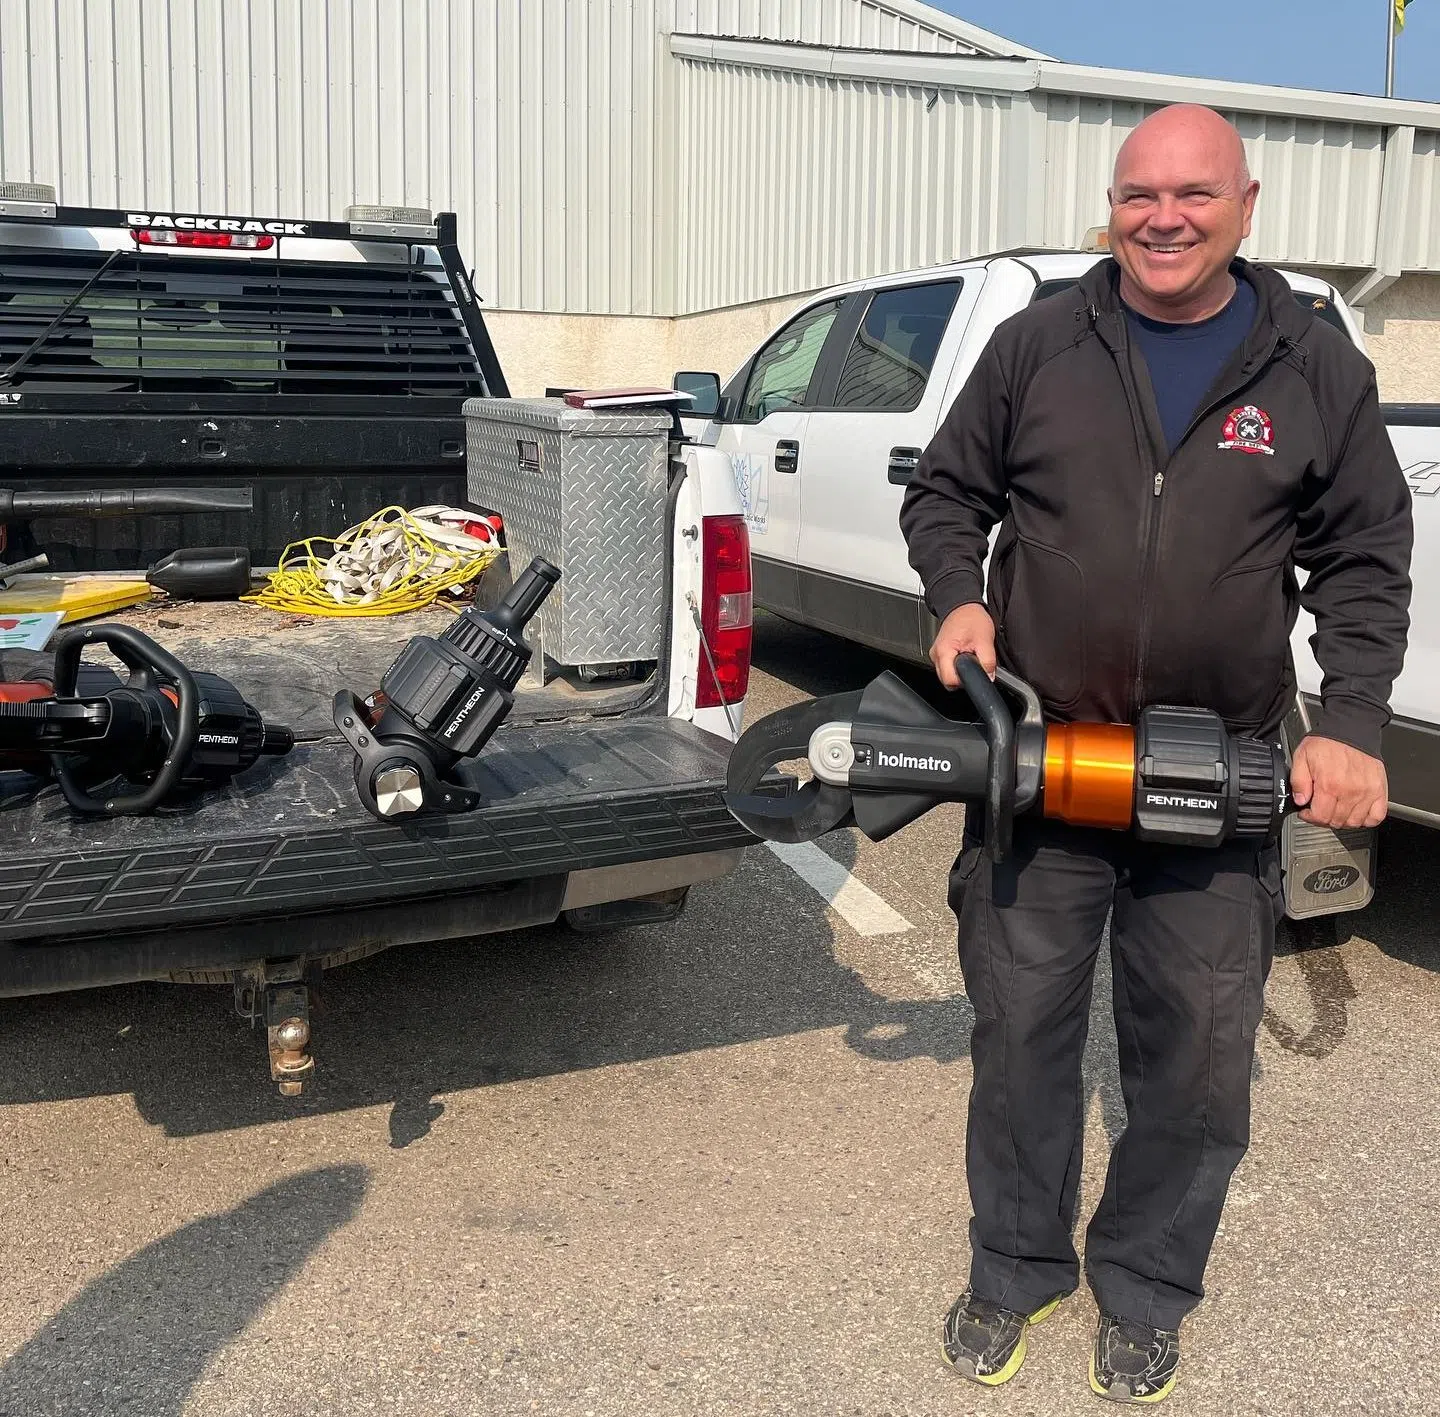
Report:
49,623,199,815
955,653,1015,862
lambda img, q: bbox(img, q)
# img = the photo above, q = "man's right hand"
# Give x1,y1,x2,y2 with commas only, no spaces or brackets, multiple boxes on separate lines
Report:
929,603,997,688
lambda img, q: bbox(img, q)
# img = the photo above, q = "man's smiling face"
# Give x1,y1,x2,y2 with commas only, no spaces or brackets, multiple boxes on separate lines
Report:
1107,105,1260,322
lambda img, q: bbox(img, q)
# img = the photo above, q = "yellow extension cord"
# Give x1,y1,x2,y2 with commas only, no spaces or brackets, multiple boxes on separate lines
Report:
242,505,502,617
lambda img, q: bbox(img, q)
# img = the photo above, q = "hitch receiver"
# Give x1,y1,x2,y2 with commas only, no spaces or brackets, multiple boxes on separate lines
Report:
235,959,316,1096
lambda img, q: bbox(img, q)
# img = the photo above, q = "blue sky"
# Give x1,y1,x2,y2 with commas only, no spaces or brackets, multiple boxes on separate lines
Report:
932,1,1439,102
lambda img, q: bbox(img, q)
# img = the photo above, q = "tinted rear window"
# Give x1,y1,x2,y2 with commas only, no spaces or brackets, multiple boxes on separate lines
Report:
0,245,486,397
1031,279,1080,305
831,280,963,412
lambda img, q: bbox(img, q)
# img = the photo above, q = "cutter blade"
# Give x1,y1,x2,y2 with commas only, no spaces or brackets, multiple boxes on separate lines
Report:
724,691,863,844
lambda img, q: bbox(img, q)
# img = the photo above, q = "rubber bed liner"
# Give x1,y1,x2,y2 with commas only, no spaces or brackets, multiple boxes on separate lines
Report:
0,717,751,947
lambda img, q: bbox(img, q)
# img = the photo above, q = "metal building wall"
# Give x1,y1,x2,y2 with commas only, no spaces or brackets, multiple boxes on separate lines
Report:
669,45,1431,313
0,0,1008,317
0,0,669,314
3,1,1432,318
672,58,1007,311
1037,96,1388,267
1406,130,1440,270
673,0,977,53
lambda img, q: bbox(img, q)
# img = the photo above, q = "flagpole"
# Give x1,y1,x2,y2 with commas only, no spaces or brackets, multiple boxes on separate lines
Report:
1386,0,1397,98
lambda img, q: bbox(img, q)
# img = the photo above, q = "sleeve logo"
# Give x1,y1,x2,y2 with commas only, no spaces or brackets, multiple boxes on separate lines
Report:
1218,404,1275,456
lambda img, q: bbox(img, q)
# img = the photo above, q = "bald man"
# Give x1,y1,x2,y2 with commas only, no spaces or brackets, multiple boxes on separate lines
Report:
900,104,1412,1402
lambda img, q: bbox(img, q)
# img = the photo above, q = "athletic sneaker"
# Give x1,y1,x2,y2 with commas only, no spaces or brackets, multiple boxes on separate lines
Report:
940,1288,1069,1386
1089,1313,1181,1403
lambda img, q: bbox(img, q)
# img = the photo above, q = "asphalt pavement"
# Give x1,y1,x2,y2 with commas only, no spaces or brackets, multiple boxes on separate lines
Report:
1,611,1437,1416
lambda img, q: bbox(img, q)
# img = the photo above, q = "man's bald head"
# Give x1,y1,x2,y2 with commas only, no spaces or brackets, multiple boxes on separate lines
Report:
1106,104,1260,322
1113,105,1251,193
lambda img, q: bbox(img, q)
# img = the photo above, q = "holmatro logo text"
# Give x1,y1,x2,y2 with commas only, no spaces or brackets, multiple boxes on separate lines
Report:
878,750,952,772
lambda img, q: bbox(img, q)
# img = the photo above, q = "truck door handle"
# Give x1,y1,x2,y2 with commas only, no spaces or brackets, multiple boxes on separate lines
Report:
887,446,921,485
774,439,800,474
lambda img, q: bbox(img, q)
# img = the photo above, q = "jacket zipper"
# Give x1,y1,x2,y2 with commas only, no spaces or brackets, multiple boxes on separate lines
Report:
1091,309,1168,720
1094,308,1288,718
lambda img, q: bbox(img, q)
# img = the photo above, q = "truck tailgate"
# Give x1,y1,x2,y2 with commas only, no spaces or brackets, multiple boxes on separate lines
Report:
0,716,752,981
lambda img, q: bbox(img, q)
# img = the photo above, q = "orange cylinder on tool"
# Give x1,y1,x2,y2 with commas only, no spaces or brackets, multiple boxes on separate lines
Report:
1042,722,1135,830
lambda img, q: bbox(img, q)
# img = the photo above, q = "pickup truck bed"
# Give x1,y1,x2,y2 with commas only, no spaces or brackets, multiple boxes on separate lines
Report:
0,597,752,994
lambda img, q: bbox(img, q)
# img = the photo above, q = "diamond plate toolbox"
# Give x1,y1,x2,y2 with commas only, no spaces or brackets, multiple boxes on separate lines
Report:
464,397,670,666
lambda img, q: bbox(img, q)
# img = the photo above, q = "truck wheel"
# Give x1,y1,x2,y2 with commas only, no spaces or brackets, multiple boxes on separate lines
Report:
563,886,689,932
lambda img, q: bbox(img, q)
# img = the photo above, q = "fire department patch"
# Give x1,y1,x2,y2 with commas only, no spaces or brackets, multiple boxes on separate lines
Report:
1218,404,1275,456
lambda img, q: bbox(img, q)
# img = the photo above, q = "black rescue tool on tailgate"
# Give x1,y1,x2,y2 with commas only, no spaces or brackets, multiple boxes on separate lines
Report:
334,556,560,819
0,622,293,814
727,655,1295,862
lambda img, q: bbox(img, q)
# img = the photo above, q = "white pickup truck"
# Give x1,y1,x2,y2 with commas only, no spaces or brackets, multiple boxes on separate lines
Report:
677,249,1440,829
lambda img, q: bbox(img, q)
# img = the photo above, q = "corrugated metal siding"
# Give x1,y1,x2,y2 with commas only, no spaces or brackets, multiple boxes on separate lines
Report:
1,2,1431,321
0,0,661,314
1038,95,1386,268
1241,115,1386,268
671,0,974,52
0,0,991,317
1405,130,1440,270
673,58,1005,311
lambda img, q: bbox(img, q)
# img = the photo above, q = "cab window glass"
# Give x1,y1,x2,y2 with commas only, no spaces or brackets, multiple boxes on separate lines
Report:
831,281,962,412
738,299,842,422
1031,279,1080,304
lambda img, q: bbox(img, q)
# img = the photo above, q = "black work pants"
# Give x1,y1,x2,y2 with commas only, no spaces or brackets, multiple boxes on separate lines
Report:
950,816,1283,1330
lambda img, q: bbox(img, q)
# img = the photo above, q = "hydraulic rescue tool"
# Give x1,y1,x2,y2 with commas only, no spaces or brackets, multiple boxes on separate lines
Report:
725,655,1293,861
333,556,560,820
0,622,294,815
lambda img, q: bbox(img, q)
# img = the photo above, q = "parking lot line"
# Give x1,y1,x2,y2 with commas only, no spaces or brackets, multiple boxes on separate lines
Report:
766,840,914,937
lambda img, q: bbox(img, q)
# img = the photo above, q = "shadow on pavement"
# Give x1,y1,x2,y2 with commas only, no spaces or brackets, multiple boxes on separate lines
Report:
0,1164,368,1417
0,832,974,1143
1261,817,1440,1060
1356,818,1440,975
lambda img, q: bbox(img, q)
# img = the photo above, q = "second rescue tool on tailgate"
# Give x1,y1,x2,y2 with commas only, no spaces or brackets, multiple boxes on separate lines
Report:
334,557,560,820
725,655,1291,859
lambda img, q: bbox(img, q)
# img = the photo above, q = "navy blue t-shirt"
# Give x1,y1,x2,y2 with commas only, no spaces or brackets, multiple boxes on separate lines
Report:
1125,278,1257,456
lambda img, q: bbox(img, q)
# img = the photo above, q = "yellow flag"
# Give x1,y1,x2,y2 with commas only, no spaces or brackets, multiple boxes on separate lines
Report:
1396,0,1409,31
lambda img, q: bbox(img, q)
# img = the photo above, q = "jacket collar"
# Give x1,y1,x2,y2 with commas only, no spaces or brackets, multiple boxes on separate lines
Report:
1078,256,1310,370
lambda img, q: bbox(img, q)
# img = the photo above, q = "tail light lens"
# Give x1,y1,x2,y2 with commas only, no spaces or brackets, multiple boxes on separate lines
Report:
696,514,752,710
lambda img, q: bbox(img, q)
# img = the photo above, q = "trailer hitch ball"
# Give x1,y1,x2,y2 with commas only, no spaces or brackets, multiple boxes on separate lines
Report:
270,1014,314,1097
275,1016,309,1052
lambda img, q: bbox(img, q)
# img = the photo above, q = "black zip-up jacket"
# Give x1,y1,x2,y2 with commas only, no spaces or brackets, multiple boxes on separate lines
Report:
899,258,1413,758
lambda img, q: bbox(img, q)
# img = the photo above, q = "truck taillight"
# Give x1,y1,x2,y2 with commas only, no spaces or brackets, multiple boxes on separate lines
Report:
697,514,752,710
132,229,274,250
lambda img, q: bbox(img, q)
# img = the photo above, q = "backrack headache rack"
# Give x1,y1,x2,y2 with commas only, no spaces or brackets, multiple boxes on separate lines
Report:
0,197,508,404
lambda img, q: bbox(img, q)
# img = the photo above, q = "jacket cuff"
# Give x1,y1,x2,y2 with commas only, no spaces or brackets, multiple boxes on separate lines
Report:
1307,696,1387,760
924,570,987,623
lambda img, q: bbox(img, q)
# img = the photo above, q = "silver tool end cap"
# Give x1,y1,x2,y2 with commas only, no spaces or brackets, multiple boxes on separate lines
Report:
374,764,425,817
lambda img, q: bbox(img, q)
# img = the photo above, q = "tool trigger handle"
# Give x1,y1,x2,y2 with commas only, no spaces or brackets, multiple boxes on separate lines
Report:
50,623,199,814
954,653,1015,863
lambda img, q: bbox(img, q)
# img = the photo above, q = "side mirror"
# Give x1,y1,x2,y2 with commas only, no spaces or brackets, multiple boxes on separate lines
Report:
673,370,722,420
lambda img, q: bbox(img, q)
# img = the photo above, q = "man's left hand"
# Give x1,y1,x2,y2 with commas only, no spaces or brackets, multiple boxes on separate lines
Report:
1289,735,1388,829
